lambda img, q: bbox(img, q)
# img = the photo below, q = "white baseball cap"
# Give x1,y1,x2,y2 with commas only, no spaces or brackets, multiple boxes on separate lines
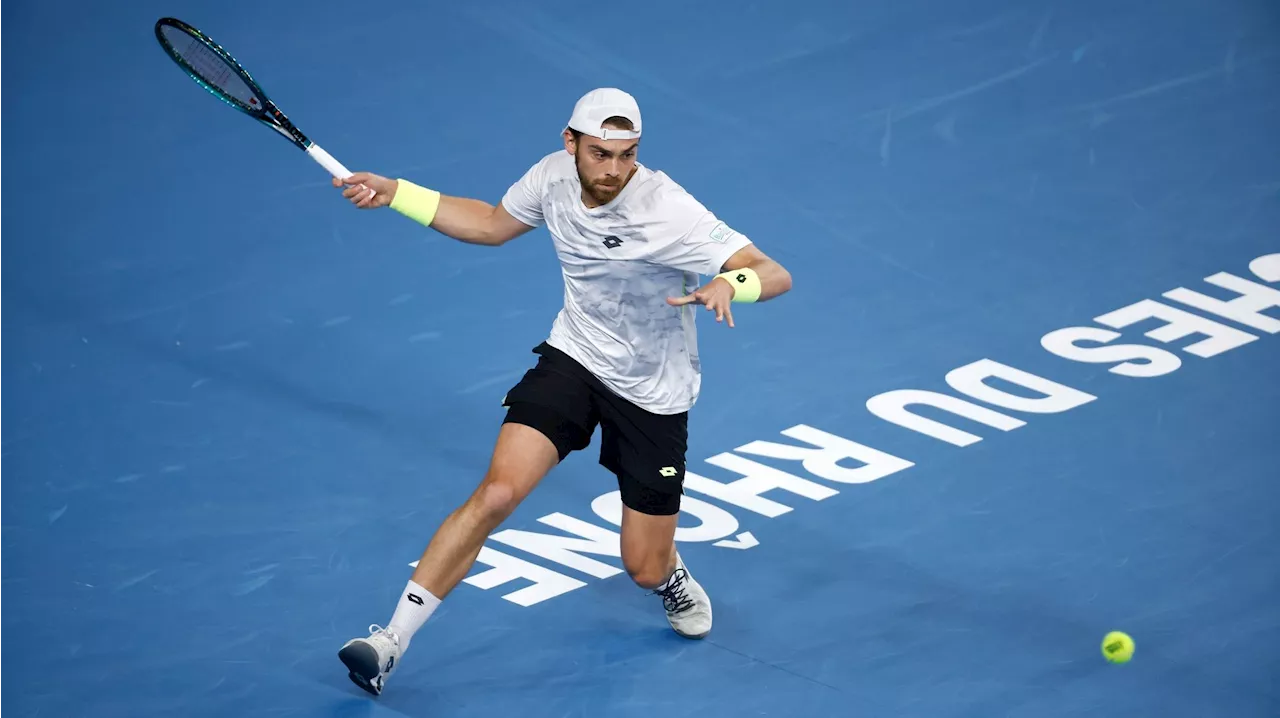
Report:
566,88,642,140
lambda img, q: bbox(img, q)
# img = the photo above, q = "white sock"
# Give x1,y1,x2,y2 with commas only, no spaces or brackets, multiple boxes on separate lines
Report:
387,580,441,650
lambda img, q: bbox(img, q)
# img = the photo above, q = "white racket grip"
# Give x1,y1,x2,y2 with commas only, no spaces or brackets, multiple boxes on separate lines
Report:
306,143,353,181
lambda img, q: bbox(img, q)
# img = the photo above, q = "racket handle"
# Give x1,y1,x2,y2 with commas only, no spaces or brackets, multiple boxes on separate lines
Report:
306,143,354,180
306,142,376,200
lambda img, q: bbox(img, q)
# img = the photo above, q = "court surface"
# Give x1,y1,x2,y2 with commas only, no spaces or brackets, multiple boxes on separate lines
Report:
4,0,1278,716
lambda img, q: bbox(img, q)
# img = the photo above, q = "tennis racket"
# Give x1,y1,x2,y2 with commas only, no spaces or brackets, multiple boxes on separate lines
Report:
155,17,369,194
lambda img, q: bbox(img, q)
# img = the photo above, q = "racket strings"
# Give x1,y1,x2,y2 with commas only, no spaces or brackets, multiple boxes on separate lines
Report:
161,27,260,108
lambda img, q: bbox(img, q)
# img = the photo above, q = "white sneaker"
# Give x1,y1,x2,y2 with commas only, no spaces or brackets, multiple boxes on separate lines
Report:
338,624,403,696
653,553,712,639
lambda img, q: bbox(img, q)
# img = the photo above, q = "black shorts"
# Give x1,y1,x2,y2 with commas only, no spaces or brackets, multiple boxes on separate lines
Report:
501,342,688,516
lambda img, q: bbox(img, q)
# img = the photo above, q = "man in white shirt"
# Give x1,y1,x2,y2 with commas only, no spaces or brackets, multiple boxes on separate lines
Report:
330,88,792,697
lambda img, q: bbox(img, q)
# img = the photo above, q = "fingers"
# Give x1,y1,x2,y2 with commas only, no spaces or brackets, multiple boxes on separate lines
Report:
341,182,379,208
355,185,378,208
708,298,731,326
668,287,735,327
334,172,383,209
702,292,734,328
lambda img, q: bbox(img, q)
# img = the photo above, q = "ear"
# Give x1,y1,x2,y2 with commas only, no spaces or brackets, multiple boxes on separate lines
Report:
562,129,577,155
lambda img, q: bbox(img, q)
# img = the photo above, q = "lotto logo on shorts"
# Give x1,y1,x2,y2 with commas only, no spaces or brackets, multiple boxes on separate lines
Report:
659,467,678,477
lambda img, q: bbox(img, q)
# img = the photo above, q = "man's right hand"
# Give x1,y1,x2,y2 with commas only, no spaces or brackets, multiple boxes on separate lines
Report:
333,172,398,209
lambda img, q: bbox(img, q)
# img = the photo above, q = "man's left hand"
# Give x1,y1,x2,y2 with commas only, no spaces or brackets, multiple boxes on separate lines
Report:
667,277,737,327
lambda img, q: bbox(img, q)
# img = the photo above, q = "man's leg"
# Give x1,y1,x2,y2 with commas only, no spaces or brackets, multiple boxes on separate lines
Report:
340,345,597,696
617,487,713,640
338,423,560,695
620,506,679,588
408,422,561,599
597,399,713,639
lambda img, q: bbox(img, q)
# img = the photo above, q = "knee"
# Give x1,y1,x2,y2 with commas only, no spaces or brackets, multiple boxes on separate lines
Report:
624,546,675,589
471,480,518,525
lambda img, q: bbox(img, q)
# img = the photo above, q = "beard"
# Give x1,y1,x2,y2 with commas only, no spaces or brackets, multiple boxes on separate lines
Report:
586,180,622,204
576,156,625,205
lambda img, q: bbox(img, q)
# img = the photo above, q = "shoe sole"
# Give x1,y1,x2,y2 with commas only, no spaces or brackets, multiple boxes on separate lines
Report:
338,642,383,696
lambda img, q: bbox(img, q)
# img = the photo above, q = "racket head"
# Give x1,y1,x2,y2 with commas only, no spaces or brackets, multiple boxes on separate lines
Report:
155,19,281,125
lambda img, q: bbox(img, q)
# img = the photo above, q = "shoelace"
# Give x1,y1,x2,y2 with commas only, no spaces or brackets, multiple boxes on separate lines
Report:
366,624,402,648
653,568,694,614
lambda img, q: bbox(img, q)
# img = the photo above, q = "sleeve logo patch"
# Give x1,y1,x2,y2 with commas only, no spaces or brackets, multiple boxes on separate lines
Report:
708,222,735,243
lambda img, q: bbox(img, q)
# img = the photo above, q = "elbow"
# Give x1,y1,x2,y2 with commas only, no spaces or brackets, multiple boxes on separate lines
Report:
479,205,519,246
474,222,507,247
774,265,793,296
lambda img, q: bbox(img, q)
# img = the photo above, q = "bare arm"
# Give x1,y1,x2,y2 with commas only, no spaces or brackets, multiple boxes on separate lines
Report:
666,243,792,328
333,173,535,247
430,195,537,246
716,243,792,301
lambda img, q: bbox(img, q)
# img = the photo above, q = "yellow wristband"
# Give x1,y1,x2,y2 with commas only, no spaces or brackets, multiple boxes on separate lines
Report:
717,267,762,303
390,179,442,227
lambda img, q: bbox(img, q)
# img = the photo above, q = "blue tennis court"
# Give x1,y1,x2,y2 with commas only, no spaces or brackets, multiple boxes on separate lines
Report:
4,0,1278,715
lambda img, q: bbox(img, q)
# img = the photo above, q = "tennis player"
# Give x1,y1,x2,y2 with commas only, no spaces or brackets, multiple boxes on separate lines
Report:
331,88,792,696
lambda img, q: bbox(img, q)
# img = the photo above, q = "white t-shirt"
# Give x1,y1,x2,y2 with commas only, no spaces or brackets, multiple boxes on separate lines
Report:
501,150,753,415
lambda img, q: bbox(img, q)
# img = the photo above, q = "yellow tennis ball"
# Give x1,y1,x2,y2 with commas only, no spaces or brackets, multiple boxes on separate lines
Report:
1101,631,1134,663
